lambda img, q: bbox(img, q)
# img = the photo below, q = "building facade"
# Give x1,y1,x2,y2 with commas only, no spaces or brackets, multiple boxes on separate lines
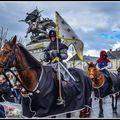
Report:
67,54,98,71
107,49,120,73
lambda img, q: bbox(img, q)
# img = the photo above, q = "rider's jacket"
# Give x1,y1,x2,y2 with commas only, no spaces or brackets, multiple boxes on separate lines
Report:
96,51,111,75
44,39,68,63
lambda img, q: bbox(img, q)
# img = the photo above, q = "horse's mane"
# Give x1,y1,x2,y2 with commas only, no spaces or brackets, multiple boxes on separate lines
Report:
17,43,41,67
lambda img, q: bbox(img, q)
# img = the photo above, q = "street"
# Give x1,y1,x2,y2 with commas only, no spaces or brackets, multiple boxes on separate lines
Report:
52,94,120,118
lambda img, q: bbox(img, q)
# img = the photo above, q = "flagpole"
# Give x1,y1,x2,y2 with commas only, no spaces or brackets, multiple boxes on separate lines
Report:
55,11,63,103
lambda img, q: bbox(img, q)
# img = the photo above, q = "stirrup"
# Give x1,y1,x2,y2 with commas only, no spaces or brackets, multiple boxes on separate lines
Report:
111,87,115,92
57,98,65,106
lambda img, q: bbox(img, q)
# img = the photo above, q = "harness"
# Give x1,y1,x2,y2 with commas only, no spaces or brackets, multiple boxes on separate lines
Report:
0,44,42,94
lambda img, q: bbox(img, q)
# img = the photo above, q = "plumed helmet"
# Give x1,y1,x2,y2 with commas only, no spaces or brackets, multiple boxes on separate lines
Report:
100,50,107,58
49,30,56,38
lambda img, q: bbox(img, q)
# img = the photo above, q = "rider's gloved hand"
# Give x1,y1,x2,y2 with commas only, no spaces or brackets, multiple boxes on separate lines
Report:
57,52,61,58
100,67,105,70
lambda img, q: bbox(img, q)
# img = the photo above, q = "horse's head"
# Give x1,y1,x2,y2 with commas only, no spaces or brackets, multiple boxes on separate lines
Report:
87,62,98,80
0,36,17,73
87,62,105,88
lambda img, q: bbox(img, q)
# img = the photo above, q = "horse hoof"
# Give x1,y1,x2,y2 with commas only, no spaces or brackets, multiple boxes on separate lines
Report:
99,114,104,118
113,109,117,113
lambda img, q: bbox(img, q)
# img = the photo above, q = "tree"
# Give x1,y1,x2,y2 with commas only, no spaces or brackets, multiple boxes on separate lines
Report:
0,27,8,48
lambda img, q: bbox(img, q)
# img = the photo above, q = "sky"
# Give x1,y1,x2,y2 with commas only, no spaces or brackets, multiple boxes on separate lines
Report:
0,1,120,57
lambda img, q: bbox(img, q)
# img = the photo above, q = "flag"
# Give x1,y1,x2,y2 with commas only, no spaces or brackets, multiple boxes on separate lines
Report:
55,11,84,61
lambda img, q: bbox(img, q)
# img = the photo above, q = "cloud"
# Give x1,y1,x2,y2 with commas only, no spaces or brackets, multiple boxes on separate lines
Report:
60,10,110,33
84,49,108,56
1,1,120,54
84,49,100,57
111,41,120,50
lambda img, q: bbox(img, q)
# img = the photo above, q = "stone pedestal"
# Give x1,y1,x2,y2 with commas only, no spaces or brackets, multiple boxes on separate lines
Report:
26,39,50,63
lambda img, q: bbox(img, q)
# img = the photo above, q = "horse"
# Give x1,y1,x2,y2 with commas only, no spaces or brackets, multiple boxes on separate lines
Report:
0,35,92,118
117,67,120,76
87,62,120,117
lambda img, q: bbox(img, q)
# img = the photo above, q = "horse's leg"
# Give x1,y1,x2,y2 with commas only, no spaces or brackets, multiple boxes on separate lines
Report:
114,94,117,113
111,95,115,111
90,97,92,108
99,98,104,118
66,113,71,118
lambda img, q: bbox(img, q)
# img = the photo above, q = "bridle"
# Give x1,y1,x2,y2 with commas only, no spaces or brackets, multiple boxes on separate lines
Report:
0,44,41,93
0,45,16,70
88,67,100,81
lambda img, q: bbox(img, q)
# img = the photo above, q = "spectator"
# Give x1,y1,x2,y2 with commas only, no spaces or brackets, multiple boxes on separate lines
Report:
0,76,15,103
0,104,5,118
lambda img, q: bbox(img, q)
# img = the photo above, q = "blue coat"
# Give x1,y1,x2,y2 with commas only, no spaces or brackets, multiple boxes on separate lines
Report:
98,62,109,75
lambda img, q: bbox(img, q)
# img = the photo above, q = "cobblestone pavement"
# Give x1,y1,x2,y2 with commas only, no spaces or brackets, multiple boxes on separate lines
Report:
50,95,120,118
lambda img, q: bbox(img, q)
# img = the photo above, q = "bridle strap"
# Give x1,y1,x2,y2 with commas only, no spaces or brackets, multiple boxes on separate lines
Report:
0,44,42,93
0,45,16,69
4,68,38,93
1,72,13,89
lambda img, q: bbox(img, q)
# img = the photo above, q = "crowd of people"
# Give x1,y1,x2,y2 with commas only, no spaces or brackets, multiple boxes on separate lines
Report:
0,72,21,118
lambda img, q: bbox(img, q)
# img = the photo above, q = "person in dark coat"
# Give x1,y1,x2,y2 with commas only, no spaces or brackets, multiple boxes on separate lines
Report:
0,76,15,103
0,104,5,118
44,29,68,63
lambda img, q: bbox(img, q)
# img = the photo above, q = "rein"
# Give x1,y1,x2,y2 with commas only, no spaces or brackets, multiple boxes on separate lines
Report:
3,68,42,93
0,44,42,93
89,67,101,81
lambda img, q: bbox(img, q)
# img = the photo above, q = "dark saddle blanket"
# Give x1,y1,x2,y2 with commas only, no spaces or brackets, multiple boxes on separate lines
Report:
94,71,120,98
22,66,92,117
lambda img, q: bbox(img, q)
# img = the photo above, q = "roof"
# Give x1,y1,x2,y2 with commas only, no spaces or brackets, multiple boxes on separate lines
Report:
107,49,120,59
68,54,98,62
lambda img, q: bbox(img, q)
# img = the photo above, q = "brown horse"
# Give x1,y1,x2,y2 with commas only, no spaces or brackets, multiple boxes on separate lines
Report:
87,62,105,89
0,36,92,118
87,62,120,118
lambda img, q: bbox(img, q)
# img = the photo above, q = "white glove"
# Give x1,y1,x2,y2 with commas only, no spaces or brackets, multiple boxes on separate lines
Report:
100,67,106,70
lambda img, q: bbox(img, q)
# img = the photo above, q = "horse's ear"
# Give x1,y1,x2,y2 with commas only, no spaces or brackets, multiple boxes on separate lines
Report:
11,35,17,46
94,62,97,67
86,62,90,66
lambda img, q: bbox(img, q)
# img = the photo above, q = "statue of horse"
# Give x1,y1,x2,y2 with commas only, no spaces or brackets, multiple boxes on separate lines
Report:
24,18,56,40
0,36,92,118
24,21,48,39
87,62,120,118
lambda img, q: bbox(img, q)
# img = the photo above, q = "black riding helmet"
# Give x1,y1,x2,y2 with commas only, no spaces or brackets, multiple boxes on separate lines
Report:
49,30,56,38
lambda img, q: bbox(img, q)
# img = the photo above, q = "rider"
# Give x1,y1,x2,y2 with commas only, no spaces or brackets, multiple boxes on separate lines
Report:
44,29,69,106
44,30,68,63
96,50,114,91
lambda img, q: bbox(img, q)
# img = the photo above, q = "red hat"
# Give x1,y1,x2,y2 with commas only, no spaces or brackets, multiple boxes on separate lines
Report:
100,50,107,58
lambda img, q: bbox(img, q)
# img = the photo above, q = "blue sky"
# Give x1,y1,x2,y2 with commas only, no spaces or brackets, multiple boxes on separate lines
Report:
0,1,120,57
